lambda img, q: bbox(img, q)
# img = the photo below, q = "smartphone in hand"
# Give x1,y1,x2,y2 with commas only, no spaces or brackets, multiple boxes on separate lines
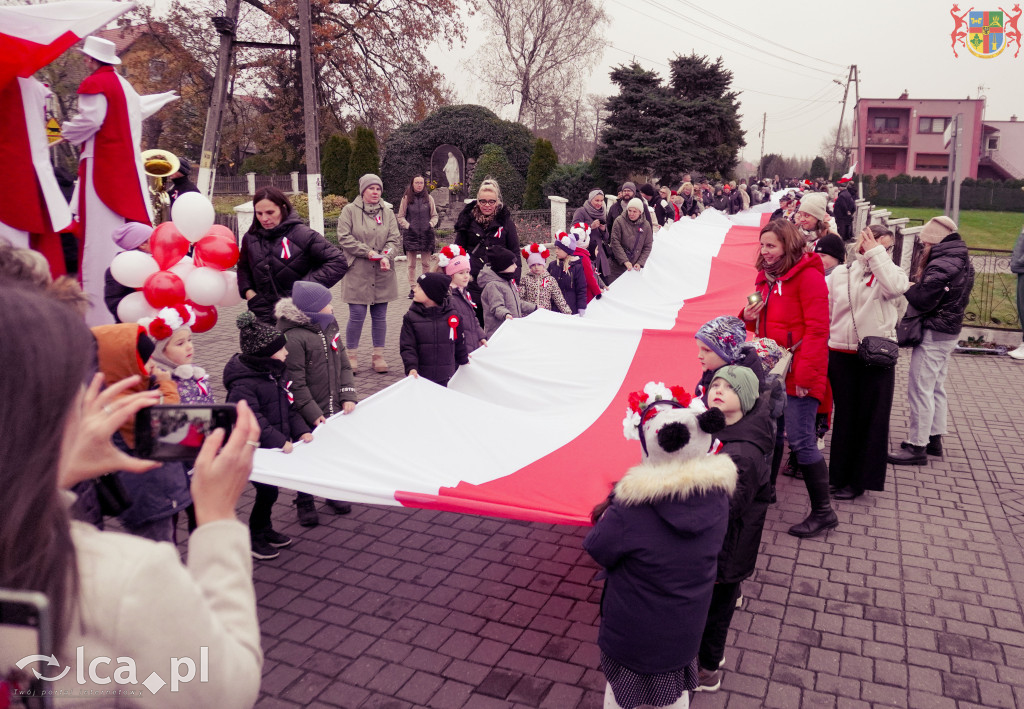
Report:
134,404,238,462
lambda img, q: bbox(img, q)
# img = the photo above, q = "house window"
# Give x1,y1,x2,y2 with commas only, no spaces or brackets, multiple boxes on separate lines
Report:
914,153,950,170
872,117,900,132
871,151,897,169
919,117,951,134
149,59,166,82
987,136,1000,150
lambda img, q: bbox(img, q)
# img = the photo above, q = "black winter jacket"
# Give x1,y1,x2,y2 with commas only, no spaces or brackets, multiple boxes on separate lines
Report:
399,300,469,386
275,299,357,425
223,353,311,449
834,189,856,223
237,212,348,323
547,259,588,314
904,234,975,336
715,393,774,583
453,202,521,299
607,197,653,233
103,267,135,322
679,194,701,218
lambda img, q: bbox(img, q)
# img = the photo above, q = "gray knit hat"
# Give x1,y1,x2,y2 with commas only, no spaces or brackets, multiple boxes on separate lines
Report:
359,173,383,195
621,181,636,193
920,216,958,245
291,281,332,315
237,311,287,357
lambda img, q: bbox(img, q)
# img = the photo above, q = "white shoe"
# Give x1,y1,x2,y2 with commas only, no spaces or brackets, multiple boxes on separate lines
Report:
1009,343,1024,360
817,437,826,450
395,255,408,262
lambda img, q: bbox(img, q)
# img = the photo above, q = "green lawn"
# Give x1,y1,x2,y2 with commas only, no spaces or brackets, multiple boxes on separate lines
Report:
876,206,1023,250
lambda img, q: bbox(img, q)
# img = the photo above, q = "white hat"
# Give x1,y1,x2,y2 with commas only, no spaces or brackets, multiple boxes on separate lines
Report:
80,36,121,65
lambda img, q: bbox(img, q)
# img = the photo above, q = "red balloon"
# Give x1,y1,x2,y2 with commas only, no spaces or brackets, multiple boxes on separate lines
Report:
193,234,240,271
143,270,186,308
204,224,236,242
187,301,219,333
150,222,190,271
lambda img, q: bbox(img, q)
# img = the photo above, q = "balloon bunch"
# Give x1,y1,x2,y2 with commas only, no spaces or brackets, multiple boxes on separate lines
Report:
109,193,242,332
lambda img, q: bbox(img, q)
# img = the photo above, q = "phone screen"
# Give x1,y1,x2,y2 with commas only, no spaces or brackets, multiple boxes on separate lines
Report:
1,591,51,709
135,404,237,461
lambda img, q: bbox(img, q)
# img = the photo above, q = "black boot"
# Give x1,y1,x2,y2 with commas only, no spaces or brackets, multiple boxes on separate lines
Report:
781,450,802,478
925,435,943,457
788,459,838,538
888,443,927,465
295,494,319,527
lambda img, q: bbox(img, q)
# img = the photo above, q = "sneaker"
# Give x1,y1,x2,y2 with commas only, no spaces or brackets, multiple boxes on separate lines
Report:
325,499,352,515
1009,343,1024,360
262,529,292,548
695,667,722,692
296,498,319,527
250,536,279,560
817,436,826,451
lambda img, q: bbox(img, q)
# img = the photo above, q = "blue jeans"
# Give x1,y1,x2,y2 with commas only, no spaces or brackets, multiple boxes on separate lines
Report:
346,302,389,349
906,329,959,446
783,394,824,465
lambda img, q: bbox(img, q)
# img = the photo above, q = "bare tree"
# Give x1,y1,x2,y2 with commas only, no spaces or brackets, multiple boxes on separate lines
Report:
473,0,608,125
819,122,854,174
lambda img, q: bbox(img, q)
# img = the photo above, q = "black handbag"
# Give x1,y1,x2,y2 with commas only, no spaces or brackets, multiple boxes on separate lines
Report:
896,308,924,348
847,267,898,368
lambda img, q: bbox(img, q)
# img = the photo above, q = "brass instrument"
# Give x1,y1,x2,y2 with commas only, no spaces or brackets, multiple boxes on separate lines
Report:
142,149,180,223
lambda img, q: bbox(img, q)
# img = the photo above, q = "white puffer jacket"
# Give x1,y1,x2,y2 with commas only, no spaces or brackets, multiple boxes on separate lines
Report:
828,244,909,351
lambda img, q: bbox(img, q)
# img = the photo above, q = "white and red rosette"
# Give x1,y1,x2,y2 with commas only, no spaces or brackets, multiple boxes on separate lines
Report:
447,314,460,340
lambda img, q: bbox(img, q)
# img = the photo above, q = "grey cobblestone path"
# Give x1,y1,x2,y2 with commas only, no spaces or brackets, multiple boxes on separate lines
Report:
188,274,1024,708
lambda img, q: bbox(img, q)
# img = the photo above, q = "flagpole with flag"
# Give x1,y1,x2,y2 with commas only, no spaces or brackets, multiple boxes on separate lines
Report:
838,163,858,184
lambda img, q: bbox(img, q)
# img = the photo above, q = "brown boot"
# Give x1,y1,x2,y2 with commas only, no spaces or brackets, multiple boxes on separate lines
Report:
347,349,359,373
372,347,388,373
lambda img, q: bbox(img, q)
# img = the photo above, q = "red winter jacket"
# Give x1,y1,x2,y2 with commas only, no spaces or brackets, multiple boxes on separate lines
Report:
574,247,602,302
743,254,829,402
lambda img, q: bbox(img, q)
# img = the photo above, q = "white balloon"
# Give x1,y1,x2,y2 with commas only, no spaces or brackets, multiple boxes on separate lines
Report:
185,266,228,306
171,192,216,243
117,291,158,323
217,270,244,307
169,254,195,280
109,251,159,288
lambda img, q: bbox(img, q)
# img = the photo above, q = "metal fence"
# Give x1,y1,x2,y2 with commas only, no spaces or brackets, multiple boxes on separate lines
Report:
871,183,1024,211
964,248,1020,331
213,174,308,195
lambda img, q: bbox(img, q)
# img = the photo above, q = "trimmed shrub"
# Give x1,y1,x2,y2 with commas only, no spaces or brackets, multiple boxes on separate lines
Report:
346,126,380,200
523,138,559,209
541,160,602,209
322,134,351,196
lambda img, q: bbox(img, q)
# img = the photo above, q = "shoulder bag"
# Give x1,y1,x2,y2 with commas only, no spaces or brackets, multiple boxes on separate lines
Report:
847,267,899,367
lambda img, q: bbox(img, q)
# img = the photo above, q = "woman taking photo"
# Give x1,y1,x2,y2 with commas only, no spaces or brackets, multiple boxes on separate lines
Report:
888,216,975,465
237,186,348,324
827,226,908,499
743,219,834,538
337,174,401,373
0,285,263,707
453,178,520,322
572,189,612,282
396,175,438,297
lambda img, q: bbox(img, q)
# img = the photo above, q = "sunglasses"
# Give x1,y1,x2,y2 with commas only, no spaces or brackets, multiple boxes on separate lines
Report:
478,199,498,206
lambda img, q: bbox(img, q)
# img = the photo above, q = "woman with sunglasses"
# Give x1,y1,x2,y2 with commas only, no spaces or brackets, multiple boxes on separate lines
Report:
453,179,521,324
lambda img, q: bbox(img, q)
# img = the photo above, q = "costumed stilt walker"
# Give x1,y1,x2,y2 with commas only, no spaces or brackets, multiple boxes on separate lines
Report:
62,35,177,326
0,1,140,279
0,77,72,275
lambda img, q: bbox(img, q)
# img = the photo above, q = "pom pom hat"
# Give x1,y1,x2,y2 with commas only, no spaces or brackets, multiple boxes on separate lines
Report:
553,232,577,256
569,222,591,250
437,244,471,275
138,304,196,341
236,311,287,358
521,243,550,267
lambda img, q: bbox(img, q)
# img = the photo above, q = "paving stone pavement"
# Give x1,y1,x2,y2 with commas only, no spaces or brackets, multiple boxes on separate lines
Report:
188,273,1024,708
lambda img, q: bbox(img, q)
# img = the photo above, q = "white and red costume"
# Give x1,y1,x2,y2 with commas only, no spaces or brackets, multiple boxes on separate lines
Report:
62,64,175,325
0,77,73,275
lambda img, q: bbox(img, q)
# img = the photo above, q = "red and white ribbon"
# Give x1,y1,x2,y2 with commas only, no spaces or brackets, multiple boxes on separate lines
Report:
866,274,875,287
281,237,291,259
447,314,460,341
284,380,294,403
196,376,209,397
375,213,383,225
331,333,340,351
708,438,723,455
774,281,783,297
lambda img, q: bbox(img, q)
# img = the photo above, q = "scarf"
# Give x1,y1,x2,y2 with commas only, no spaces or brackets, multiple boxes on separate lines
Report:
579,199,605,222
763,258,788,280
472,203,496,228
310,312,336,332
496,270,515,282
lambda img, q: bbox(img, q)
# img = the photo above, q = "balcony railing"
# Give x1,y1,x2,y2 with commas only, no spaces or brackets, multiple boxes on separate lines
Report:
865,131,908,146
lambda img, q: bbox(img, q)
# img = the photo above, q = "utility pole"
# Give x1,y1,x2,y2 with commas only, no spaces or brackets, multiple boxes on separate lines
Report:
830,66,854,181
297,0,324,235
849,65,862,200
196,0,241,198
944,114,963,225
758,112,766,181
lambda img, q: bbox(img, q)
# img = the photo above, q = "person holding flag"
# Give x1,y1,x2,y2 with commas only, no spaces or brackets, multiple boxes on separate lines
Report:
833,164,858,241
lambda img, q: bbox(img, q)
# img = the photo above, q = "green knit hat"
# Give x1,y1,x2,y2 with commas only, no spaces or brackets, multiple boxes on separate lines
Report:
711,365,758,415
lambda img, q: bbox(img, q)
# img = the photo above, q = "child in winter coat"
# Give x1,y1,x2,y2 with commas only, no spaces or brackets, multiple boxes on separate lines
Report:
224,311,313,560
276,281,357,527
401,272,469,386
437,245,487,353
91,322,190,543
146,305,215,405
695,366,773,693
103,222,153,322
570,222,603,303
694,316,761,405
548,232,588,315
478,246,536,339
519,243,571,314
585,386,735,709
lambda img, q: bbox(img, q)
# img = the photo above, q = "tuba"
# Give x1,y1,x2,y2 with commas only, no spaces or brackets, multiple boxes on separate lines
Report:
142,148,180,224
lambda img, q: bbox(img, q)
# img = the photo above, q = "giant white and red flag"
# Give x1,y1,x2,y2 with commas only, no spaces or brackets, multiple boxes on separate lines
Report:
251,204,777,525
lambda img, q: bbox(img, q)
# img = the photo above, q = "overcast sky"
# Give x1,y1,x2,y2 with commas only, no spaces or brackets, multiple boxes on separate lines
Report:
426,0,1022,165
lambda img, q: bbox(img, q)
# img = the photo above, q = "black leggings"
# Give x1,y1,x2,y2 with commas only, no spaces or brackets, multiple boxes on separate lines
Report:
250,482,279,534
